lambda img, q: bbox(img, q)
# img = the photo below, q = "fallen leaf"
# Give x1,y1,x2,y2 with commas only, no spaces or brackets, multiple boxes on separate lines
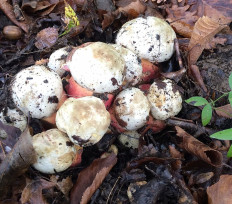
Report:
0,0,29,32
175,126,223,167
0,127,36,199
21,178,55,204
166,5,198,38
188,16,226,65
205,36,227,49
70,153,117,204
215,104,232,118
0,120,22,149
50,175,73,197
207,175,232,204
201,0,232,24
35,27,59,49
117,0,146,18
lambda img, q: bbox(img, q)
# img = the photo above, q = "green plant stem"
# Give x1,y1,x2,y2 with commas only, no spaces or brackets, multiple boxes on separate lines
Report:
212,92,229,104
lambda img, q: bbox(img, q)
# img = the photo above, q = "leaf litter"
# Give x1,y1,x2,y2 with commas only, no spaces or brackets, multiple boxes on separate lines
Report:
0,0,232,203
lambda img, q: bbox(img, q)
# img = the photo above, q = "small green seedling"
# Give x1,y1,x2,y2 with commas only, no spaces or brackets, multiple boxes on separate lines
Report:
59,0,80,37
185,73,232,157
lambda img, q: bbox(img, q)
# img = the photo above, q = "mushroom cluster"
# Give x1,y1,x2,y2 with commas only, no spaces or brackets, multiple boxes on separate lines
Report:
6,16,182,173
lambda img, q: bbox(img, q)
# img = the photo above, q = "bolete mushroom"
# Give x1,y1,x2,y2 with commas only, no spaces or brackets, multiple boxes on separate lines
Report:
147,79,182,120
11,65,63,119
32,128,79,174
116,16,176,63
56,96,111,146
67,42,126,93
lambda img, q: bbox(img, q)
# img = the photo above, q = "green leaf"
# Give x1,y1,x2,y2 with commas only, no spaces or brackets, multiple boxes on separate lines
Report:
59,0,79,37
229,73,232,90
185,97,209,106
210,128,232,140
201,103,212,126
227,145,232,158
229,91,232,107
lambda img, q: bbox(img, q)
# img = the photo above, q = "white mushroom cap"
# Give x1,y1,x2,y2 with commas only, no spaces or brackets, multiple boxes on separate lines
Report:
116,16,176,63
48,46,71,76
119,130,140,149
114,87,150,130
112,44,142,86
56,96,111,146
147,79,182,120
0,108,27,138
11,65,63,119
68,42,126,93
32,129,77,174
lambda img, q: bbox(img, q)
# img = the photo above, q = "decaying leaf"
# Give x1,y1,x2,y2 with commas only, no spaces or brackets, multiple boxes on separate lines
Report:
175,126,222,167
21,178,55,204
207,175,232,204
0,127,36,199
117,0,147,18
0,120,22,149
35,27,59,49
50,175,73,197
0,0,29,32
70,153,117,204
188,16,226,65
166,5,198,38
201,0,232,24
215,104,232,119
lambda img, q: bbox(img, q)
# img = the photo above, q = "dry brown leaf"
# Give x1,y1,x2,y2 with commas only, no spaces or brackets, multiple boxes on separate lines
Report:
70,153,117,204
215,104,232,118
0,127,36,199
50,175,73,197
117,0,146,18
175,126,223,167
21,178,55,204
35,27,59,49
207,175,232,204
201,0,232,24
188,16,226,65
205,36,227,49
166,5,198,37
0,0,29,32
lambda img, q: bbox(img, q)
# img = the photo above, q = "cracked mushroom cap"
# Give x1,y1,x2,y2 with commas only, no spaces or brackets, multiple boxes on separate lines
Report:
116,16,176,63
112,44,142,86
147,79,182,120
114,87,150,130
32,128,77,174
68,42,126,93
48,46,72,76
56,96,111,146
0,108,27,138
11,65,63,119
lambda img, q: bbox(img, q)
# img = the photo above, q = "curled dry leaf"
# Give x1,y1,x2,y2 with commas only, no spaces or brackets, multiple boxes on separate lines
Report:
21,178,55,204
35,27,59,49
188,16,226,65
207,175,232,204
0,0,29,32
175,126,222,167
0,127,36,199
70,153,117,204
